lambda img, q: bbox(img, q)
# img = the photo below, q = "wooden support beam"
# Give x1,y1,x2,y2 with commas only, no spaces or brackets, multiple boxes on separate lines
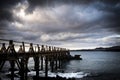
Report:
58,59,61,69
40,56,43,70
20,59,25,80
58,53,62,69
34,57,39,77
10,60,15,80
0,61,5,70
0,43,6,70
50,58,54,72
25,58,28,80
55,60,58,70
55,53,58,70
45,56,48,77
15,60,21,70
19,58,28,80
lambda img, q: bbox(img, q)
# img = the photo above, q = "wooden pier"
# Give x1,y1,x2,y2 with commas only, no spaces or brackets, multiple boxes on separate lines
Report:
0,39,70,80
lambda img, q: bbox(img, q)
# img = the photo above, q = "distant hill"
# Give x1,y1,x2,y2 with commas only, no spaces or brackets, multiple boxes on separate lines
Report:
102,46,120,51
71,46,120,51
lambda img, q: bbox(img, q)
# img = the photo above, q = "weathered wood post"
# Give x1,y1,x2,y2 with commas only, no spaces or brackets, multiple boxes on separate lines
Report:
19,58,28,80
11,60,15,80
58,48,61,68
34,44,40,77
9,40,15,80
30,43,40,77
35,56,39,77
45,55,48,77
23,42,28,80
55,47,58,70
17,42,27,80
20,58,25,80
40,56,43,70
0,43,6,70
29,43,34,54
0,43,6,53
49,46,54,72
40,45,44,70
43,45,49,77
50,58,54,72
29,43,35,70
18,45,24,80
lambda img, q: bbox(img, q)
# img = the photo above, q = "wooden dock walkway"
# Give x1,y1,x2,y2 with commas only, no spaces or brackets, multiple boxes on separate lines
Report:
0,39,70,80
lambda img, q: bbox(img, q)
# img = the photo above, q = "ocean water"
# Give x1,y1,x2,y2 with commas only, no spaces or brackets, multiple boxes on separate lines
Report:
50,51,120,78
1,51,120,79
68,51,120,74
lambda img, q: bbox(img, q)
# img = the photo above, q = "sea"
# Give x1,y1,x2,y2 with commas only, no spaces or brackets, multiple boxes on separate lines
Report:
1,51,120,80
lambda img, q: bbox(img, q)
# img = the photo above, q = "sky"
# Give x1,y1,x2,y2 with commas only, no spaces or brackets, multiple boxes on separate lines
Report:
0,0,120,50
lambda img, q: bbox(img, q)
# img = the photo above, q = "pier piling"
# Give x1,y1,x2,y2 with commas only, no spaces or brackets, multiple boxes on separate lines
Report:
45,56,48,77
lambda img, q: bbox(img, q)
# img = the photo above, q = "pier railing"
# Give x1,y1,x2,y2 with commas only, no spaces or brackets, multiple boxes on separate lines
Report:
0,39,70,59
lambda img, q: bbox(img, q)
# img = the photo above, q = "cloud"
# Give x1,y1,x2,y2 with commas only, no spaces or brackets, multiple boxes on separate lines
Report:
12,1,106,33
0,0,120,49
40,32,81,42
0,0,22,21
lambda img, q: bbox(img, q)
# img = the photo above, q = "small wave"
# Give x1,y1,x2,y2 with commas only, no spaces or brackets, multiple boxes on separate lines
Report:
0,70,90,80
28,71,89,78
52,72,88,78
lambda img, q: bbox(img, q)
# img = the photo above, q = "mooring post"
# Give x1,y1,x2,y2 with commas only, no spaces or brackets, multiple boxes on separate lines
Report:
45,56,48,77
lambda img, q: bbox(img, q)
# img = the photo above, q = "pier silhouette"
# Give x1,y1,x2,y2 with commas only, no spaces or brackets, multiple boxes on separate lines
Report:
0,39,70,80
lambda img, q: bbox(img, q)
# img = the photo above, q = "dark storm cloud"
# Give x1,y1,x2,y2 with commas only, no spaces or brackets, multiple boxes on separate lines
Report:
26,0,99,13
0,0,22,21
0,0,22,39
27,0,120,8
27,0,120,33
0,0,120,49
0,21,12,37
28,0,93,6
95,1,120,34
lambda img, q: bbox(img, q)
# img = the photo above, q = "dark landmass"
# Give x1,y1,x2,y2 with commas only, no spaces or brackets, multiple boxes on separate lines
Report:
71,46,120,51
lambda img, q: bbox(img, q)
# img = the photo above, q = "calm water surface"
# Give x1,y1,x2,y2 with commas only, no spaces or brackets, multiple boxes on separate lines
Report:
64,51,120,74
